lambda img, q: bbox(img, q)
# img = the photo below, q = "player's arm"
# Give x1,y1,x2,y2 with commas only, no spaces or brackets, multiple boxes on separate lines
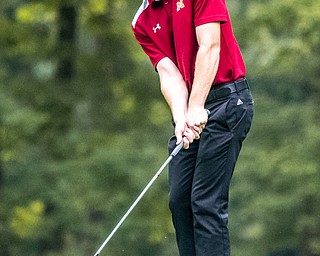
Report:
133,29,197,148
187,22,221,130
157,57,196,148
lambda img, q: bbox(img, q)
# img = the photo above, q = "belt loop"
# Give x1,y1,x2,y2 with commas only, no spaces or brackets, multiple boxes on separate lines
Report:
234,80,240,94
244,78,249,90
234,78,246,94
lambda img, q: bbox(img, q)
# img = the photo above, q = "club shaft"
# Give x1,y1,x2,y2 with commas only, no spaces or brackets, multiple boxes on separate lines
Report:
93,143,183,256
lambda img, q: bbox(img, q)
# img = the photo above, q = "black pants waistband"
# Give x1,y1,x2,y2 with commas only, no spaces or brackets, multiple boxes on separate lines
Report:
206,78,249,103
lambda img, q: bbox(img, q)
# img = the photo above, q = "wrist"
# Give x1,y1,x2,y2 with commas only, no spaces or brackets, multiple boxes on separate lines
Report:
188,103,204,111
172,105,187,124
173,114,186,125
188,94,206,110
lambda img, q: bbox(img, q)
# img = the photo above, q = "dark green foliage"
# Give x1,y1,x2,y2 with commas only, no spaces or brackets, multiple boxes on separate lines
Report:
0,0,319,256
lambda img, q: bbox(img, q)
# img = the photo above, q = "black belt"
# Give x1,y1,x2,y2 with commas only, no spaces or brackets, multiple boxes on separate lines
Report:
206,78,249,103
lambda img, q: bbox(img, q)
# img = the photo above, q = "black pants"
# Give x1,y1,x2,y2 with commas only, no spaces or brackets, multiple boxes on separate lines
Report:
168,83,254,256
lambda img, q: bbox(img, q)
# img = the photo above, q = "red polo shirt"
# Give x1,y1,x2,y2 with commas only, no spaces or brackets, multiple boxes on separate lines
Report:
132,0,246,92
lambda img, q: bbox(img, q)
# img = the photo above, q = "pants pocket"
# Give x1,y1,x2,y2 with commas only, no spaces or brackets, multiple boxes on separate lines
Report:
225,92,254,138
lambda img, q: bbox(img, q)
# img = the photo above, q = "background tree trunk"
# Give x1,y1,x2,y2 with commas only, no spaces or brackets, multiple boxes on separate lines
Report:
57,4,77,80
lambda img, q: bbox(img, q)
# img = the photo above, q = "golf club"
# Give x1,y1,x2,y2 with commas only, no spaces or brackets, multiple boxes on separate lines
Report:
93,141,184,256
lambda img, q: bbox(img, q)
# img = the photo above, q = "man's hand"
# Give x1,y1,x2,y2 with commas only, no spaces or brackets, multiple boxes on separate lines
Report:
175,119,196,149
175,106,209,149
186,106,209,139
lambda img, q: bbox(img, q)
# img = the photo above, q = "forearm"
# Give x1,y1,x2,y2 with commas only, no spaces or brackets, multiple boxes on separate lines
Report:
161,78,188,123
157,58,189,123
189,45,220,108
188,23,220,109
157,57,195,148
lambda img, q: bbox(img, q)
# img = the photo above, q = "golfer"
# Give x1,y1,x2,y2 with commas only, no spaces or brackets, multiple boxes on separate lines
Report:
132,0,254,255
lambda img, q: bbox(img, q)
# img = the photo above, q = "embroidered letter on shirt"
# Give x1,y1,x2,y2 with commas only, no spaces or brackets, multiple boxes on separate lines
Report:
176,0,185,11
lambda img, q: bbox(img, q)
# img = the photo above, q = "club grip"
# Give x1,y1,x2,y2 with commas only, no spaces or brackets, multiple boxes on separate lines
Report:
170,141,183,157
170,109,209,158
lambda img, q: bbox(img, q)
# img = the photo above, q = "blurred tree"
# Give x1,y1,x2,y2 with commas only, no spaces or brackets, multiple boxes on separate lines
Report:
232,0,320,101
227,1,320,255
229,96,320,256
0,0,171,255
0,0,319,255
57,4,77,80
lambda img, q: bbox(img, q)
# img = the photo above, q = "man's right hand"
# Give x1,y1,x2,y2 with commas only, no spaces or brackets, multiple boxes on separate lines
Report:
175,119,198,149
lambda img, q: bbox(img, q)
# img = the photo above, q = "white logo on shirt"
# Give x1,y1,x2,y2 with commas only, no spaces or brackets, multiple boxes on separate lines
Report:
153,23,161,33
177,0,185,11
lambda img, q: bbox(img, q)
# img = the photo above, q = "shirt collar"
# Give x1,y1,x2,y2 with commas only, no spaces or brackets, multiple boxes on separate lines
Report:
152,0,163,7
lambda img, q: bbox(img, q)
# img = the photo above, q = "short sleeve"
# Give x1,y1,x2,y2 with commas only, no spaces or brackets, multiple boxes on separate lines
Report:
132,28,167,69
193,0,228,27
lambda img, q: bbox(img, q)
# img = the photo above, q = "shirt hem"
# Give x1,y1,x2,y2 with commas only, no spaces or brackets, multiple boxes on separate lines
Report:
195,15,227,27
